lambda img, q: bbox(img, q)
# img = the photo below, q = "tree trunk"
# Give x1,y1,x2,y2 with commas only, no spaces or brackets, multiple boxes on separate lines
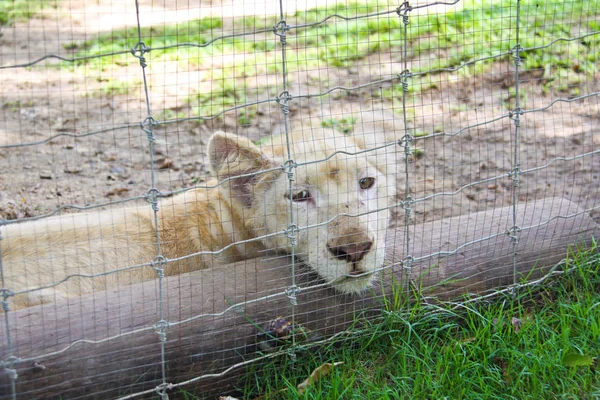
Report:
1,198,598,399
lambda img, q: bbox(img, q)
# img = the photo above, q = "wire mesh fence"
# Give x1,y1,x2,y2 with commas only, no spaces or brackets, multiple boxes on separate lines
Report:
0,0,599,398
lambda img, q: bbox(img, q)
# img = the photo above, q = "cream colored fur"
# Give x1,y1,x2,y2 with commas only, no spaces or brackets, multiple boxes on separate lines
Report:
2,128,398,309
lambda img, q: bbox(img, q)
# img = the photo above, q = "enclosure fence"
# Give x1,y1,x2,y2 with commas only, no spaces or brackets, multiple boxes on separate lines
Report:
0,0,599,398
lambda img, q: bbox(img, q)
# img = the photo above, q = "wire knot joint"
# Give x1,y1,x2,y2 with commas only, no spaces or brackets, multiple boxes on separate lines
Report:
0,288,14,312
285,224,299,246
510,44,523,66
399,69,412,91
276,90,292,115
141,116,158,141
396,2,412,24
154,319,170,342
507,226,521,243
1,356,20,380
398,133,414,155
396,2,413,21
401,195,415,219
285,285,300,306
282,159,297,181
508,166,521,187
154,382,173,399
509,107,523,127
273,20,290,45
402,255,414,272
151,255,168,278
131,41,151,68
145,188,162,211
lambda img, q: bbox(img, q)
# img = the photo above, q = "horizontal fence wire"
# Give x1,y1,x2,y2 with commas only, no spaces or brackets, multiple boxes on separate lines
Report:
7,150,600,301
6,200,599,367
111,247,600,400
5,141,600,300
1,92,598,227
0,0,599,398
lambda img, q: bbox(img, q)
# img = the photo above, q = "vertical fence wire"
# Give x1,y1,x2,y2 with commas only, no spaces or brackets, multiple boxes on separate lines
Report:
510,0,523,289
398,2,414,292
131,0,170,397
275,0,300,356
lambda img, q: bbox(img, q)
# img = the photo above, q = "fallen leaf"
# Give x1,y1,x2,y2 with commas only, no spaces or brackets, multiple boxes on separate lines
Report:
456,337,475,345
102,155,118,162
562,353,597,367
510,317,522,333
32,361,46,372
297,362,344,394
53,118,79,132
105,188,130,197
158,157,175,169
493,357,511,384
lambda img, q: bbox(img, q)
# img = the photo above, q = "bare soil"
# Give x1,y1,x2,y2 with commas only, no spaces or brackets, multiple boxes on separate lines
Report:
1,0,599,226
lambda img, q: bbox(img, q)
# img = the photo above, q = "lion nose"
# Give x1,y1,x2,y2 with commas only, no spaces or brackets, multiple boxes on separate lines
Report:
327,240,373,263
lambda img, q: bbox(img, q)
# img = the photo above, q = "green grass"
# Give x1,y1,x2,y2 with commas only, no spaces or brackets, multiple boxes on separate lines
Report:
2,99,34,111
61,15,283,72
193,242,600,399
376,0,600,106
0,0,51,26
89,77,142,97
321,116,357,134
49,0,599,120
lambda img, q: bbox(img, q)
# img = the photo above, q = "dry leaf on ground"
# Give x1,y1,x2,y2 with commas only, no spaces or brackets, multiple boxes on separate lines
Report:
105,187,130,197
510,317,522,333
297,362,344,394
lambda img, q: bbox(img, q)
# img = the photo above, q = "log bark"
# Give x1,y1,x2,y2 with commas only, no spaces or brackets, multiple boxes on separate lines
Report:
0,198,598,399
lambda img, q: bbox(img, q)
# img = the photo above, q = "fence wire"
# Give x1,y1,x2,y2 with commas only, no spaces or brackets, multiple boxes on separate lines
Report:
0,0,599,398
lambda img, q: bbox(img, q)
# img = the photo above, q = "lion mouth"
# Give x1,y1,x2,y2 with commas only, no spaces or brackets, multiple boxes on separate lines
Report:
347,262,374,278
347,261,373,277
299,255,375,286
348,262,363,276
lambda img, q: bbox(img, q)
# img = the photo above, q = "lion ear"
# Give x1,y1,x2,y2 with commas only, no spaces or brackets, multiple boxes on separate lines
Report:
352,134,395,177
350,130,402,198
208,131,278,206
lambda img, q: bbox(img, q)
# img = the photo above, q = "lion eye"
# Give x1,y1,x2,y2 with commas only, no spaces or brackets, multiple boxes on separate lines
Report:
359,177,375,190
291,190,311,202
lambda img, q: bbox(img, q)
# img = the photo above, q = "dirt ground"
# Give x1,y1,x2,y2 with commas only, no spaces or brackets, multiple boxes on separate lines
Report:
0,0,599,227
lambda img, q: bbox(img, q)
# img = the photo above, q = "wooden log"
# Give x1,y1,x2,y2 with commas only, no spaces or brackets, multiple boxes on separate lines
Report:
0,198,598,399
